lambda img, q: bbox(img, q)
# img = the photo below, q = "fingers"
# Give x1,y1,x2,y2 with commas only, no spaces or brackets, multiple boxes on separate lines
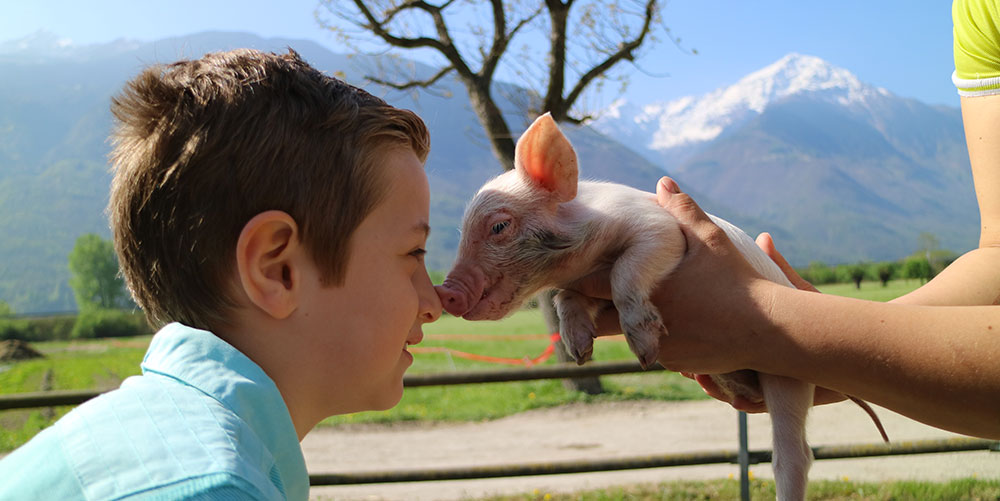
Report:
564,268,613,300
655,177,713,227
591,303,622,337
754,232,819,293
813,387,849,406
693,374,767,413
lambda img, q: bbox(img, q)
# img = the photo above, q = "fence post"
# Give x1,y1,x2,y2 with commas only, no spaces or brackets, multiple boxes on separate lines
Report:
738,411,750,501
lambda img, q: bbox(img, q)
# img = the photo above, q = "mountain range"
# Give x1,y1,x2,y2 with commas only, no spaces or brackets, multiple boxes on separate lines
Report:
0,33,980,313
591,53,977,264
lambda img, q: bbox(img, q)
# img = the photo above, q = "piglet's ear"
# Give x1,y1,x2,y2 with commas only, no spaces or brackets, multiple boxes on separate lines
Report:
514,113,578,203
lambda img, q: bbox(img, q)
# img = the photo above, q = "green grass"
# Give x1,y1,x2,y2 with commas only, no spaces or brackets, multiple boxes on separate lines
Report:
486,477,1000,500
321,309,706,426
816,279,922,302
0,336,148,451
0,278,924,450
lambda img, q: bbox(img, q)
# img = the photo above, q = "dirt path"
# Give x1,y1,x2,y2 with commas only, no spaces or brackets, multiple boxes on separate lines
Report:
303,400,999,500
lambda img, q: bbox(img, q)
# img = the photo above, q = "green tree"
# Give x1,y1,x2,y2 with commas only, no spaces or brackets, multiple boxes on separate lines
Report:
0,300,13,318
874,261,897,287
902,256,933,284
802,261,836,285
68,234,128,311
842,263,868,289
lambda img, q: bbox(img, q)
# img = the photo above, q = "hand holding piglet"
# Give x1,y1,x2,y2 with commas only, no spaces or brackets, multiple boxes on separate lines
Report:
436,114,886,500
568,178,848,412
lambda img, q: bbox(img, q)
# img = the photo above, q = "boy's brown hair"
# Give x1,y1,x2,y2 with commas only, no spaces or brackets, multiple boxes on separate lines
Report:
108,49,429,330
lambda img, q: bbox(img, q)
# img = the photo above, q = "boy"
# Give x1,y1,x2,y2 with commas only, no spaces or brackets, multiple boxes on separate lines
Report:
0,48,442,500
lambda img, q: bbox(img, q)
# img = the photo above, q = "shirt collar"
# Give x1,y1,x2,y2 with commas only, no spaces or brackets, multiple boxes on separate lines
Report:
141,322,308,500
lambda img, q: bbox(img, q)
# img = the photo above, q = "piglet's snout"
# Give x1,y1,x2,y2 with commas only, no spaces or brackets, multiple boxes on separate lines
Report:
435,282,472,317
435,268,486,317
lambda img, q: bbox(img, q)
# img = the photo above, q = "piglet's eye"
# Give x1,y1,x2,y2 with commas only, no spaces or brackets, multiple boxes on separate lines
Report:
491,220,510,235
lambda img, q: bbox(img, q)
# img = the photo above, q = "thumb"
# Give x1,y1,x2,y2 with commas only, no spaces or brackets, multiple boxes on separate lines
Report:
755,232,819,293
656,176,712,227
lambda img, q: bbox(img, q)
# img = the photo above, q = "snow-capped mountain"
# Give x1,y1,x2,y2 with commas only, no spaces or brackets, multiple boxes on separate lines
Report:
0,36,981,312
592,53,894,166
0,30,143,62
592,53,977,265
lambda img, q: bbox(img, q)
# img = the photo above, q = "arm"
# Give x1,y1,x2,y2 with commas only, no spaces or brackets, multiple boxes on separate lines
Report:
759,281,1000,439
649,177,1000,439
893,95,1000,307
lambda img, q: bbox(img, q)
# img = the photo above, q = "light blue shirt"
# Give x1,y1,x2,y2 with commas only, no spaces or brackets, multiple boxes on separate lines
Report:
0,323,309,500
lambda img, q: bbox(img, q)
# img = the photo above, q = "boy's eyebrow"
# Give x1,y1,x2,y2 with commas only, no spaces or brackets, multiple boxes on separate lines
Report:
413,221,431,237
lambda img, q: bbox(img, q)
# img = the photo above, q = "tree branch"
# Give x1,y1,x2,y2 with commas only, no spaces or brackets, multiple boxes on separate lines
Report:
562,0,657,116
366,65,455,89
349,0,475,79
481,2,543,80
350,0,447,51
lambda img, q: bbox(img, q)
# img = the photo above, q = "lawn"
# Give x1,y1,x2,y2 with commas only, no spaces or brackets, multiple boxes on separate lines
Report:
484,477,1000,500
0,336,149,451
816,279,922,302
0,279,923,451
0,310,704,450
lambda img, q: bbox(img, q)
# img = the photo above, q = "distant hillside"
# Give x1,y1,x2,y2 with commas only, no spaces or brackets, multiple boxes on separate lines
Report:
592,53,978,264
0,31,678,313
0,36,978,314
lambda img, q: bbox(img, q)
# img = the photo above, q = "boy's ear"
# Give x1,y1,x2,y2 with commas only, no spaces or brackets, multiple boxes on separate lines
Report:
513,112,579,203
235,211,302,320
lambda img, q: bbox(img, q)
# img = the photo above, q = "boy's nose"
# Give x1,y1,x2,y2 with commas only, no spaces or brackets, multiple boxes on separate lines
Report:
419,275,443,323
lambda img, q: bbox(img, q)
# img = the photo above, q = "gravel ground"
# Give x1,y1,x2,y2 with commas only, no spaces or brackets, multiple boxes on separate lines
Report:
303,399,1000,500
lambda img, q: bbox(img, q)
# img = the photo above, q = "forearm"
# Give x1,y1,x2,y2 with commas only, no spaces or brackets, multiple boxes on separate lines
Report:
893,247,1000,306
755,281,1000,439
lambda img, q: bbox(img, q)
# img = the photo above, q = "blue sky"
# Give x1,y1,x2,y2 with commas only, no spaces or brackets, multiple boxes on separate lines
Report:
2,0,959,107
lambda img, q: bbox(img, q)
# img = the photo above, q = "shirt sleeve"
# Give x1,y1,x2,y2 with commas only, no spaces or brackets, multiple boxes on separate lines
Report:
953,0,1000,96
120,473,275,501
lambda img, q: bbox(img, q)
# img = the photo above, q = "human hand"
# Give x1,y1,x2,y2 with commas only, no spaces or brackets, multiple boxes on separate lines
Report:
569,176,779,374
569,176,846,409
682,230,845,412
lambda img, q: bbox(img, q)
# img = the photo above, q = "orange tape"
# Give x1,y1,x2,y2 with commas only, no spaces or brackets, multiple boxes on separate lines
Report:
410,333,562,367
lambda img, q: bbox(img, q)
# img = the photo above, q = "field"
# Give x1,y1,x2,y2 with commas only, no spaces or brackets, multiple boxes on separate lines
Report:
0,279,925,451
7,278,997,498
485,477,1000,500
815,279,923,302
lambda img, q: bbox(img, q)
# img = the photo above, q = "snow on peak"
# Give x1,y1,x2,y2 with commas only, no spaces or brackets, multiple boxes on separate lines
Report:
593,53,888,151
739,53,872,111
0,31,142,60
0,30,74,54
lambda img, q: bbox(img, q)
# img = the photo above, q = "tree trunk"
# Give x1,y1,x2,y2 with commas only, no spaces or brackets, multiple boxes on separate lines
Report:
463,77,602,394
537,290,605,395
464,80,516,170
542,2,569,120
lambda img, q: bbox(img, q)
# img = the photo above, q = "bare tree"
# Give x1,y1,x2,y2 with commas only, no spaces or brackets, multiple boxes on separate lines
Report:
318,0,666,168
318,0,672,392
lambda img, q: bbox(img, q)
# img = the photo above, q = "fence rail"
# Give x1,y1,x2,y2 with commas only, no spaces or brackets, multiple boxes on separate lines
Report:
0,360,660,410
2,360,996,495
308,437,999,486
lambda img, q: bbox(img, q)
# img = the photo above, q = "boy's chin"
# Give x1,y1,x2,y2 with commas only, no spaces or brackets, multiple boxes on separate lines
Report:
369,384,405,412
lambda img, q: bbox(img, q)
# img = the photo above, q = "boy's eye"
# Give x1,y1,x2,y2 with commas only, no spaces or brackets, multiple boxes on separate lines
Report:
410,248,427,259
491,220,510,235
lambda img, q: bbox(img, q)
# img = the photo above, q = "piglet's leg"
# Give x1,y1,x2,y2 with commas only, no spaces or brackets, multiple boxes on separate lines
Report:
610,238,683,369
760,373,814,501
553,289,606,365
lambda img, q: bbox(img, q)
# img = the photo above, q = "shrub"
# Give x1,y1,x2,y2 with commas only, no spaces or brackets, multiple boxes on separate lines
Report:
798,261,837,285
0,315,76,342
71,309,150,339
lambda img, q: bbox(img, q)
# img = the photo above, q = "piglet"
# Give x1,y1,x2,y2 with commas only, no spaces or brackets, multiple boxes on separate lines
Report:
436,113,886,501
